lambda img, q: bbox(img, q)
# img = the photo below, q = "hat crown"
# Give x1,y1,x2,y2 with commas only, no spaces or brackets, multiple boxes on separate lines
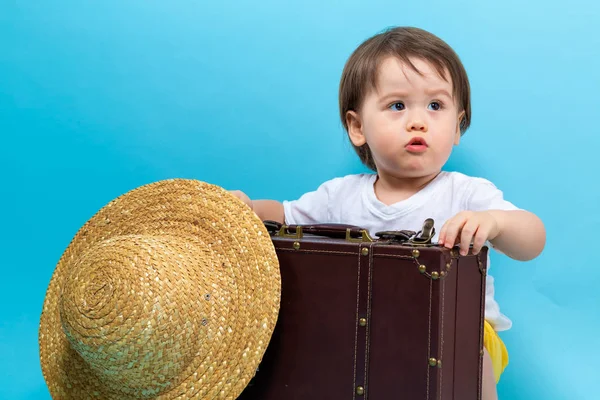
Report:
59,234,223,397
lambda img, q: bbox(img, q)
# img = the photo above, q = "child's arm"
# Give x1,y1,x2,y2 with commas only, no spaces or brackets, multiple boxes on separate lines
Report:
486,209,546,260
230,177,339,226
438,210,546,261
230,191,285,223
252,200,285,223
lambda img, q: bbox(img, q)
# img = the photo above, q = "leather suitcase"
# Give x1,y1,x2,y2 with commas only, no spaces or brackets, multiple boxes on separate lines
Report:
238,219,488,400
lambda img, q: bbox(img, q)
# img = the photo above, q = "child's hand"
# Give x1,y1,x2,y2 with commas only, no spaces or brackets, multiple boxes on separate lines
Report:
438,211,501,256
229,190,253,210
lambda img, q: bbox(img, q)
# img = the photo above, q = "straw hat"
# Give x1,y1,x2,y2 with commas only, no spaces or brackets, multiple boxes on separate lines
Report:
39,179,281,399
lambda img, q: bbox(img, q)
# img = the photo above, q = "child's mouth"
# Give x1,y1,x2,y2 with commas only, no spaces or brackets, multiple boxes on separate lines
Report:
405,137,428,153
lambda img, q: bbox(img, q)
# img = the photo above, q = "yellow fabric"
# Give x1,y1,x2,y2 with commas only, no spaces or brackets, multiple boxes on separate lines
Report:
483,320,509,383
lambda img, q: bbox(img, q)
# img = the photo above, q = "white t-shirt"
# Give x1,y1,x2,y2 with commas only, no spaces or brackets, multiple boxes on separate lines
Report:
282,171,519,332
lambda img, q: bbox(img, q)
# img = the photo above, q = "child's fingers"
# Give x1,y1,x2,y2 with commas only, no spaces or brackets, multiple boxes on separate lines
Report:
438,221,448,245
440,214,467,249
471,223,490,255
459,219,479,255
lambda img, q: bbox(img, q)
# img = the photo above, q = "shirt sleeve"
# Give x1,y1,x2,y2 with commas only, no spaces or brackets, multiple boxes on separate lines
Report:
463,177,521,255
464,177,521,212
282,178,342,225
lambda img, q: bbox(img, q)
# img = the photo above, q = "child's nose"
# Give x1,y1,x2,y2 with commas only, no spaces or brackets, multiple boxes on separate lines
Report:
407,119,428,132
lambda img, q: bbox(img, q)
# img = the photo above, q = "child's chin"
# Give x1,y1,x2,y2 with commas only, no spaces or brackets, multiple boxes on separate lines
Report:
393,163,439,177
391,169,438,179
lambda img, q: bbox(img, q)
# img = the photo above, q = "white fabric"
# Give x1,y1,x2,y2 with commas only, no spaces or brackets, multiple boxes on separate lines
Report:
282,171,519,331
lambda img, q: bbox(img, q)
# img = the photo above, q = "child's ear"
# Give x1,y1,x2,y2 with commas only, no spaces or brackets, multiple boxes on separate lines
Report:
454,110,465,145
346,110,366,147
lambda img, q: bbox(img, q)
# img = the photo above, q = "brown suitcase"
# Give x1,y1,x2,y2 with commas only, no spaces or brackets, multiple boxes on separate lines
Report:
238,219,488,400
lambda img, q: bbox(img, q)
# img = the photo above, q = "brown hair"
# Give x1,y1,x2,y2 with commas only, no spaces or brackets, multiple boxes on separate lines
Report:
339,26,471,171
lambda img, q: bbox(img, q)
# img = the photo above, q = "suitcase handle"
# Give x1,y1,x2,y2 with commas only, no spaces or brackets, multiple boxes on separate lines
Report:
263,221,374,242
264,218,436,245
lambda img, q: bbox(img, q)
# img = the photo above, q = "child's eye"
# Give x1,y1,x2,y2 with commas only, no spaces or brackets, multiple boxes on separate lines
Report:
389,102,405,111
428,101,442,111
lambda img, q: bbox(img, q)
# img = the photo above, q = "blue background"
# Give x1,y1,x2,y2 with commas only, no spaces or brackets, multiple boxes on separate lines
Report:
1,1,598,399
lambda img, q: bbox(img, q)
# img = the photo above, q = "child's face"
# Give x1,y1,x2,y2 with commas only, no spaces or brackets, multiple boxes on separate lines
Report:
347,56,463,179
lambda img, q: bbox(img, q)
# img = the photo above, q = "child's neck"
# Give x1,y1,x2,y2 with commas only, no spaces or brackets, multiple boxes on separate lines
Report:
374,171,441,206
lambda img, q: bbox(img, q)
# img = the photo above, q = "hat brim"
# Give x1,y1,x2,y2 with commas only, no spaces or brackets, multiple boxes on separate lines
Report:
39,179,281,399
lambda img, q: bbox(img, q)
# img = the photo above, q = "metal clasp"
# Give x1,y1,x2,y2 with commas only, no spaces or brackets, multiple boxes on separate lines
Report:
408,218,436,246
345,228,374,243
277,225,304,239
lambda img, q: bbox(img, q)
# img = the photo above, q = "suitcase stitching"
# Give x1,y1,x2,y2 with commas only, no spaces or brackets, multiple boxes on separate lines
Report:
427,276,433,400
478,255,486,400
366,254,416,261
278,246,422,263
352,248,361,400
440,268,445,399
277,249,363,256
364,243,375,399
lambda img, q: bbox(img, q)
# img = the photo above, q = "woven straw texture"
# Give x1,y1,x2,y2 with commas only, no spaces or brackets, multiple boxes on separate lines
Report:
39,179,281,399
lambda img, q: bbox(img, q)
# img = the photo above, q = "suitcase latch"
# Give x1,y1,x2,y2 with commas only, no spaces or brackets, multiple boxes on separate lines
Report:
408,218,436,246
264,220,304,239
345,228,374,243
375,218,436,246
